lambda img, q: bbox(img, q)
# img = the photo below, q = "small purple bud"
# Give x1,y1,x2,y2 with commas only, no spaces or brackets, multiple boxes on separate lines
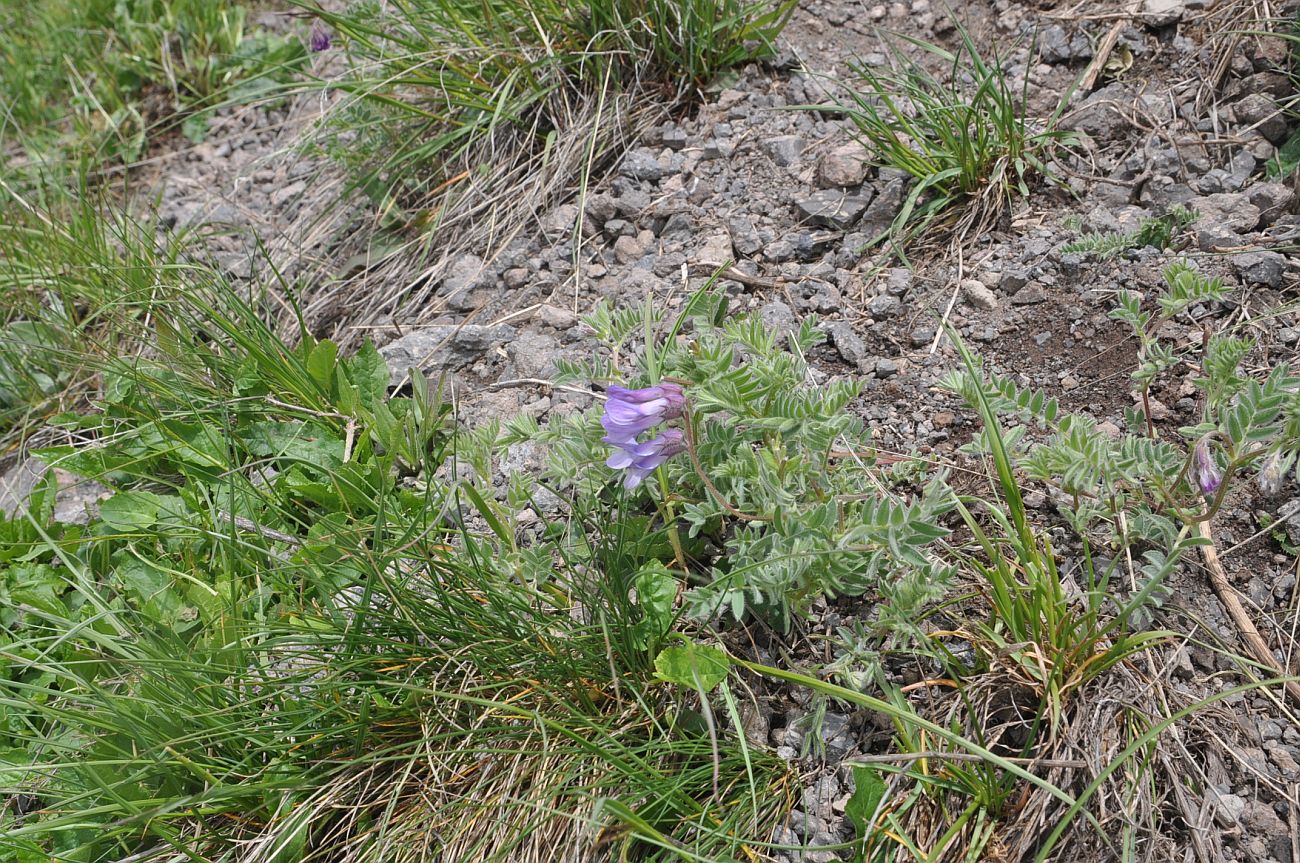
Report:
1258,452,1288,496
310,21,332,52
1193,440,1222,497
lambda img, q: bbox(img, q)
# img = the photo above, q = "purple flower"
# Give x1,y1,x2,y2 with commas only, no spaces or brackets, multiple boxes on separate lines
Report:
600,383,685,444
1193,439,1222,497
310,21,332,52
606,429,687,490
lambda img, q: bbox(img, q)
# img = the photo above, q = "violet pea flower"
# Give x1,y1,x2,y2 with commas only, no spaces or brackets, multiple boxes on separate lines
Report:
310,21,332,52
600,383,685,443
1193,439,1222,497
606,429,687,490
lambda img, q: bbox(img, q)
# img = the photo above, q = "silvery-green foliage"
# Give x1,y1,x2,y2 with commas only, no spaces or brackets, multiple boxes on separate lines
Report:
503,293,957,630
946,259,1300,551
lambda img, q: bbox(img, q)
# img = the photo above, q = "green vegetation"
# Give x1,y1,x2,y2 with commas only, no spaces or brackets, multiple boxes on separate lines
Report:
2,3,1296,862
827,22,1074,253
0,0,306,171
1059,205,1197,258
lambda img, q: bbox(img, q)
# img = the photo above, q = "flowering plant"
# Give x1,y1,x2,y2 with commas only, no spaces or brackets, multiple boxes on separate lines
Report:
501,292,956,631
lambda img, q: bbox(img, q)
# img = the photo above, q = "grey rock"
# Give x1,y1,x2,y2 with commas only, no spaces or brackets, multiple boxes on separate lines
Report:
613,235,646,264
1143,0,1185,26
379,325,516,385
661,127,688,151
797,189,873,230
961,278,999,310
817,143,869,188
875,358,900,378
765,135,806,167
1191,192,1260,233
1010,283,1048,305
1209,787,1246,826
1062,82,1132,141
541,203,578,239
507,332,562,379
1248,182,1297,226
886,268,913,296
1039,25,1092,63
659,212,695,240
503,267,529,290
602,218,635,238
825,321,869,369
859,178,907,236
619,148,664,182
1196,223,1241,251
1,458,114,526
910,326,935,346
584,193,617,225
0,457,45,518
761,301,799,344
1236,93,1288,143
439,254,489,311
730,215,762,256
999,267,1029,295
537,304,578,330
1233,251,1288,288
868,294,903,318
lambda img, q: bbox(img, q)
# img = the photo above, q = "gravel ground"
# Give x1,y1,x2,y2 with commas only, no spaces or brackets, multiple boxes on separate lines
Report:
10,0,1300,859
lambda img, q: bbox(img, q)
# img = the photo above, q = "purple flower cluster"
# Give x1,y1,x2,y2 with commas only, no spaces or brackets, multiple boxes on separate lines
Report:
601,383,687,490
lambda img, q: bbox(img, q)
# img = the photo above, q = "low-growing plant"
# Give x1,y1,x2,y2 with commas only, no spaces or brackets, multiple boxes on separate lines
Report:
824,22,1075,254
1059,205,1196,259
501,289,957,632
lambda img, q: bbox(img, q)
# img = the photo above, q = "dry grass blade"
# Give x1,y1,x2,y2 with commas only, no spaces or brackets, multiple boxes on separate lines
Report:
1197,518,1300,704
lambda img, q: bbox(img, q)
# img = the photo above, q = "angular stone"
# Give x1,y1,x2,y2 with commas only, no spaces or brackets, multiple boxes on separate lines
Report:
661,127,688,151
765,135,806,167
960,278,999,310
379,325,516,385
613,235,645,264
825,320,869,369
1010,283,1048,305
816,143,869,188
868,294,902,318
1233,250,1287,288
1143,0,1185,26
619,148,664,182
1248,182,1297,226
796,189,873,230
1235,93,1288,144
438,254,489,311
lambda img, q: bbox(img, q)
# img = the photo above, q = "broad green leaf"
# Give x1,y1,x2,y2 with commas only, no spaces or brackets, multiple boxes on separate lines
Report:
631,561,677,649
99,490,173,531
845,764,887,840
654,643,729,692
306,339,339,395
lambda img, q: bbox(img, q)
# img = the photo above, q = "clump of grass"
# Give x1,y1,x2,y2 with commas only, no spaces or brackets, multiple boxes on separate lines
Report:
0,0,307,172
0,196,796,861
827,22,1074,254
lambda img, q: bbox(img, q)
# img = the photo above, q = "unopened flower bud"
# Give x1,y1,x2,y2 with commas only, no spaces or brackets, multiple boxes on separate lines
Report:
1193,439,1222,497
